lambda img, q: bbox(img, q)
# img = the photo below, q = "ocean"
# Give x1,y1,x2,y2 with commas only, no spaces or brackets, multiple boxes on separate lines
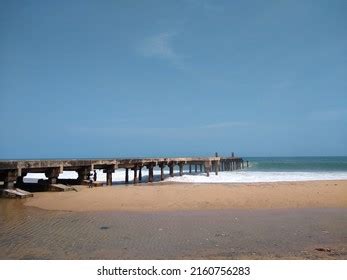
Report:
23,156,347,184
166,156,347,183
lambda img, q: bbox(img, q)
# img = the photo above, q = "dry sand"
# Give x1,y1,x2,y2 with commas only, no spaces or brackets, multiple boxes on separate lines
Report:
24,180,347,212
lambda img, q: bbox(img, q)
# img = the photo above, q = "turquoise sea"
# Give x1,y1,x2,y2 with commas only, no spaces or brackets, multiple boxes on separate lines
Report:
245,156,347,172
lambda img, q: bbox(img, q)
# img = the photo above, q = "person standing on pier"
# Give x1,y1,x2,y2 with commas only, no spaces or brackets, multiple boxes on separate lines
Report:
93,170,97,182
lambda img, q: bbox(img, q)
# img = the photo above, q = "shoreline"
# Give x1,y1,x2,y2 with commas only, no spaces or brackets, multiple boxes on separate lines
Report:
23,180,347,212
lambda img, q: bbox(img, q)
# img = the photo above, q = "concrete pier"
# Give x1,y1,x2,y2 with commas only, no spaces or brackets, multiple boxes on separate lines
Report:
0,156,247,198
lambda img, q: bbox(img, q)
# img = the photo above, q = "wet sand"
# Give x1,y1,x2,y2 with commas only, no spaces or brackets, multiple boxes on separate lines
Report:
24,180,347,212
1,180,347,259
0,201,346,259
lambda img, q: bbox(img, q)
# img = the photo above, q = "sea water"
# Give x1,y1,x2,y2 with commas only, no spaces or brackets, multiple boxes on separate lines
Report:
167,156,347,183
24,157,347,184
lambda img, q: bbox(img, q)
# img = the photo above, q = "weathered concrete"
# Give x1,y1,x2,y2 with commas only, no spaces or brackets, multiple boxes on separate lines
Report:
0,156,247,198
0,188,33,198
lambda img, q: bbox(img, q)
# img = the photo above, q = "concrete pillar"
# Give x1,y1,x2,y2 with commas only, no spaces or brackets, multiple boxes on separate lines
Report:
45,168,61,185
1,170,18,189
241,160,244,169
189,164,192,173
77,167,90,184
215,161,218,175
204,163,210,177
139,166,142,182
179,163,184,176
200,164,203,172
148,165,154,182
133,167,138,184
125,168,129,184
169,164,174,177
15,171,27,187
16,176,24,186
105,170,113,186
195,164,197,173
159,164,164,181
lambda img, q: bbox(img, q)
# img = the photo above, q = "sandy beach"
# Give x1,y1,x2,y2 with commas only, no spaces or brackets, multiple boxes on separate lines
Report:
24,180,347,212
1,180,346,259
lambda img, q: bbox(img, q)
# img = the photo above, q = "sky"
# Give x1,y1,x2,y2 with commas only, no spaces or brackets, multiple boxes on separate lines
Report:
1,0,346,159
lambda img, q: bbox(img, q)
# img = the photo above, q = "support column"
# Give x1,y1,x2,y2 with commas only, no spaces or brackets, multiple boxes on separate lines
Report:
189,165,192,174
169,163,174,177
204,162,210,177
125,168,129,184
104,169,113,186
215,161,219,175
0,170,18,189
45,168,61,185
247,161,249,168
195,164,197,173
16,175,24,186
148,165,154,182
241,160,244,169
200,164,203,172
77,167,90,184
159,164,164,181
15,171,27,187
179,163,184,176
107,171,112,185
133,166,138,184
139,166,142,182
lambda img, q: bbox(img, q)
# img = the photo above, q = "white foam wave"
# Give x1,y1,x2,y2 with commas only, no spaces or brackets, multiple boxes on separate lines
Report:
24,169,178,183
24,170,347,183
165,171,347,183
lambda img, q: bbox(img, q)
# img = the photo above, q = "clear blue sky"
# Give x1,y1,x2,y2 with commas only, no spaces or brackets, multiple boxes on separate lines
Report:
1,0,346,159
